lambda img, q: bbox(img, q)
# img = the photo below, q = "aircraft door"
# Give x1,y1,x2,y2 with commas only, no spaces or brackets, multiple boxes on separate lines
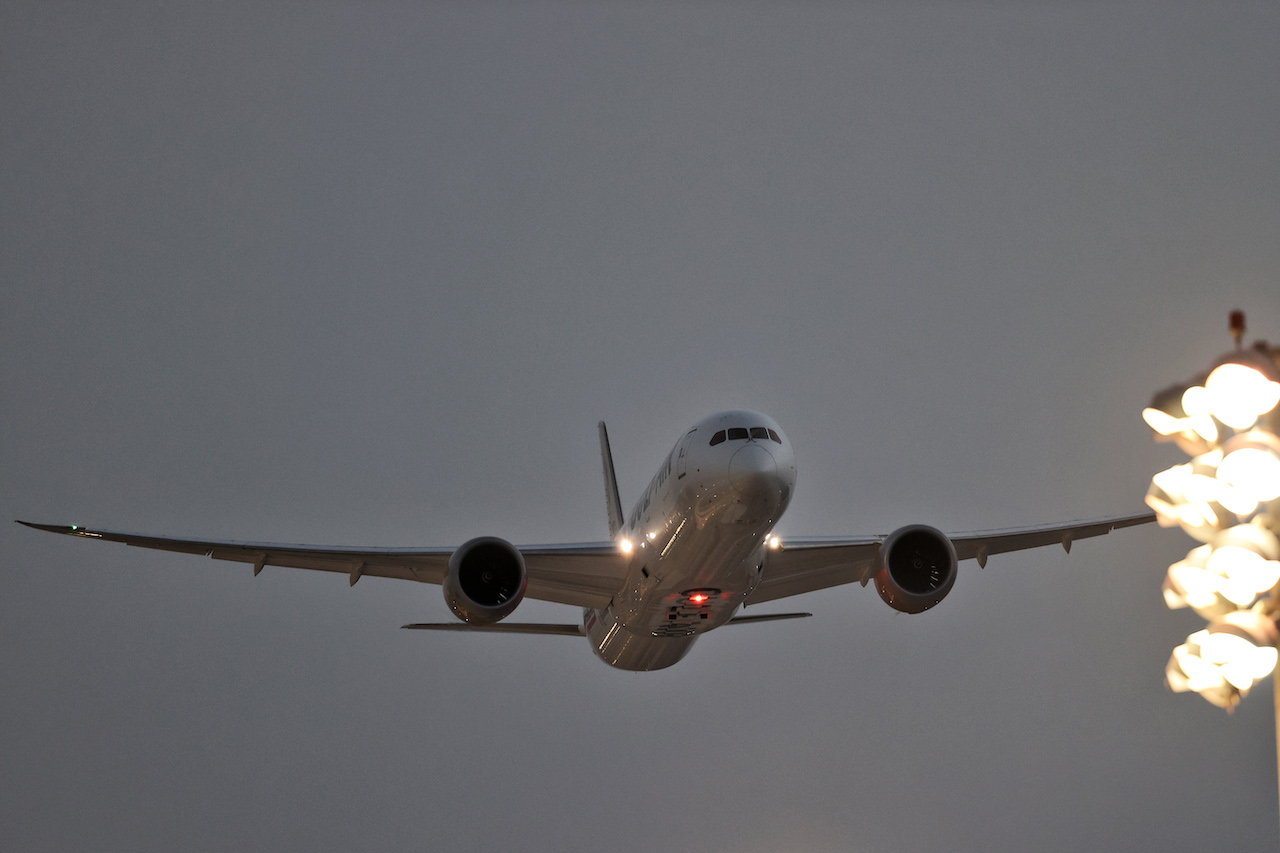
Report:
676,429,696,479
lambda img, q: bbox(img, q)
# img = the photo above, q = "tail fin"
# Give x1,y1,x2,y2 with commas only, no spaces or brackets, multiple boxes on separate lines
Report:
598,421,624,538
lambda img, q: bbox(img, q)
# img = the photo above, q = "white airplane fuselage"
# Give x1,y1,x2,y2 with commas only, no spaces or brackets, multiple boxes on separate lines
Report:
584,410,796,670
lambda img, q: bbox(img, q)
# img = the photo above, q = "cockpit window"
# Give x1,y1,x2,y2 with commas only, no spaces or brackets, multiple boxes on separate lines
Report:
713,425,783,444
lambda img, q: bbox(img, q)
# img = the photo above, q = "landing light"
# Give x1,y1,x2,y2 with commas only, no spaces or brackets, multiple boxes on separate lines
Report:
768,535,781,550
619,538,633,555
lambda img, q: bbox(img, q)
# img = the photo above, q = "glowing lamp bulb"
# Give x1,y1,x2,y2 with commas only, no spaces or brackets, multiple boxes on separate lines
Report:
1201,611,1280,690
1143,407,1187,436
619,538,633,555
1206,363,1280,429
689,593,709,605
1181,385,1210,417
1218,431,1280,503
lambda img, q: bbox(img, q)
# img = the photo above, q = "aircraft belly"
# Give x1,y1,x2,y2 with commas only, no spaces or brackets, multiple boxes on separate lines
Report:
635,518,766,636
584,606,696,671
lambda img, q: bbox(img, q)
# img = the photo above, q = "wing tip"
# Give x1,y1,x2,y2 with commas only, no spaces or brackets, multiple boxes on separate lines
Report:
16,520,76,534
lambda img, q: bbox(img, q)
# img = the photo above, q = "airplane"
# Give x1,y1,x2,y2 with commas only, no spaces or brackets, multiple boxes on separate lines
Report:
19,409,1154,671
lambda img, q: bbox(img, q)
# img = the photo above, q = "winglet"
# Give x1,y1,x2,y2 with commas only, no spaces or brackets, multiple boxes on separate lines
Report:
598,421,624,538
17,520,66,532
16,520,98,538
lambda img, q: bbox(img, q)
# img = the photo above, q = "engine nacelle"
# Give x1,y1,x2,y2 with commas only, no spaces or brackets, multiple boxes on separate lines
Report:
443,536,527,625
874,524,958,614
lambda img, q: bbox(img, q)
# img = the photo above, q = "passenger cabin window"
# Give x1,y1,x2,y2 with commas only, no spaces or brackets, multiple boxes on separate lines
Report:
727,427,748,440
750,427,769,440
709,430,726,446
767,429,781,443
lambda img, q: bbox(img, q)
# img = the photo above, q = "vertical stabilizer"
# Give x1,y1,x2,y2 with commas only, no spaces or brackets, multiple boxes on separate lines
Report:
598,421,624,538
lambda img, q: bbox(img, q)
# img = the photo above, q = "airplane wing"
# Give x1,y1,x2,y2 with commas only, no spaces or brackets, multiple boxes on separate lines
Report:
399,611,811,634
18,511,1155,611
745,511,1156,605
15,521,628,610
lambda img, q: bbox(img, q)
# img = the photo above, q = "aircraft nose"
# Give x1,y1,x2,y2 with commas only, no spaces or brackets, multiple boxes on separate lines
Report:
729,443,779,497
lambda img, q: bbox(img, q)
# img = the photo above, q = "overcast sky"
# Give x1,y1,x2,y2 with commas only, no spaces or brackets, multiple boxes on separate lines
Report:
4,3,1280,851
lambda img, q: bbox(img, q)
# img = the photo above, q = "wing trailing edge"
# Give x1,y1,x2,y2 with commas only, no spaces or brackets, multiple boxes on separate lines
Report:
402,622,585,636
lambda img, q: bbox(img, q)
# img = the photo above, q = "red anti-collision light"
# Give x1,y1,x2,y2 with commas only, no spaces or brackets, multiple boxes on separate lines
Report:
682,588,720,606
685,589,721,605
1230,309,1246,338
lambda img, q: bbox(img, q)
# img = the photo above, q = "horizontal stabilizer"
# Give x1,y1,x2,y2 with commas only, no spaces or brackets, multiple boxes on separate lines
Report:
402,622,585,636
726,612,811,626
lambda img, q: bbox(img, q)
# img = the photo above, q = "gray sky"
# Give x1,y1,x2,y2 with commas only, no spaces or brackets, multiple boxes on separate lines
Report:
4,3,1280,851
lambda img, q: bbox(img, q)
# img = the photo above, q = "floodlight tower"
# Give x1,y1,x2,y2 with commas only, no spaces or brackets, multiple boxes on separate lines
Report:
1146,308,1280,824
1144,311,1280,709
1143,310,1280,825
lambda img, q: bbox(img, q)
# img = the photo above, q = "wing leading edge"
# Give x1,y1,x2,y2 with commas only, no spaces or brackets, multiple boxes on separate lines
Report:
18,510,1155,611
746,511,1156,605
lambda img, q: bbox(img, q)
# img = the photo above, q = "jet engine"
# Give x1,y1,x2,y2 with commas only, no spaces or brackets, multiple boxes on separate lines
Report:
874,524,958,614
443,536,528,625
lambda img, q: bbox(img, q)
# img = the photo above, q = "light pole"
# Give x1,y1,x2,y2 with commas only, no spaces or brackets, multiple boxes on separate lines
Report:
1145,311,1280,708
1143,310,1280,824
